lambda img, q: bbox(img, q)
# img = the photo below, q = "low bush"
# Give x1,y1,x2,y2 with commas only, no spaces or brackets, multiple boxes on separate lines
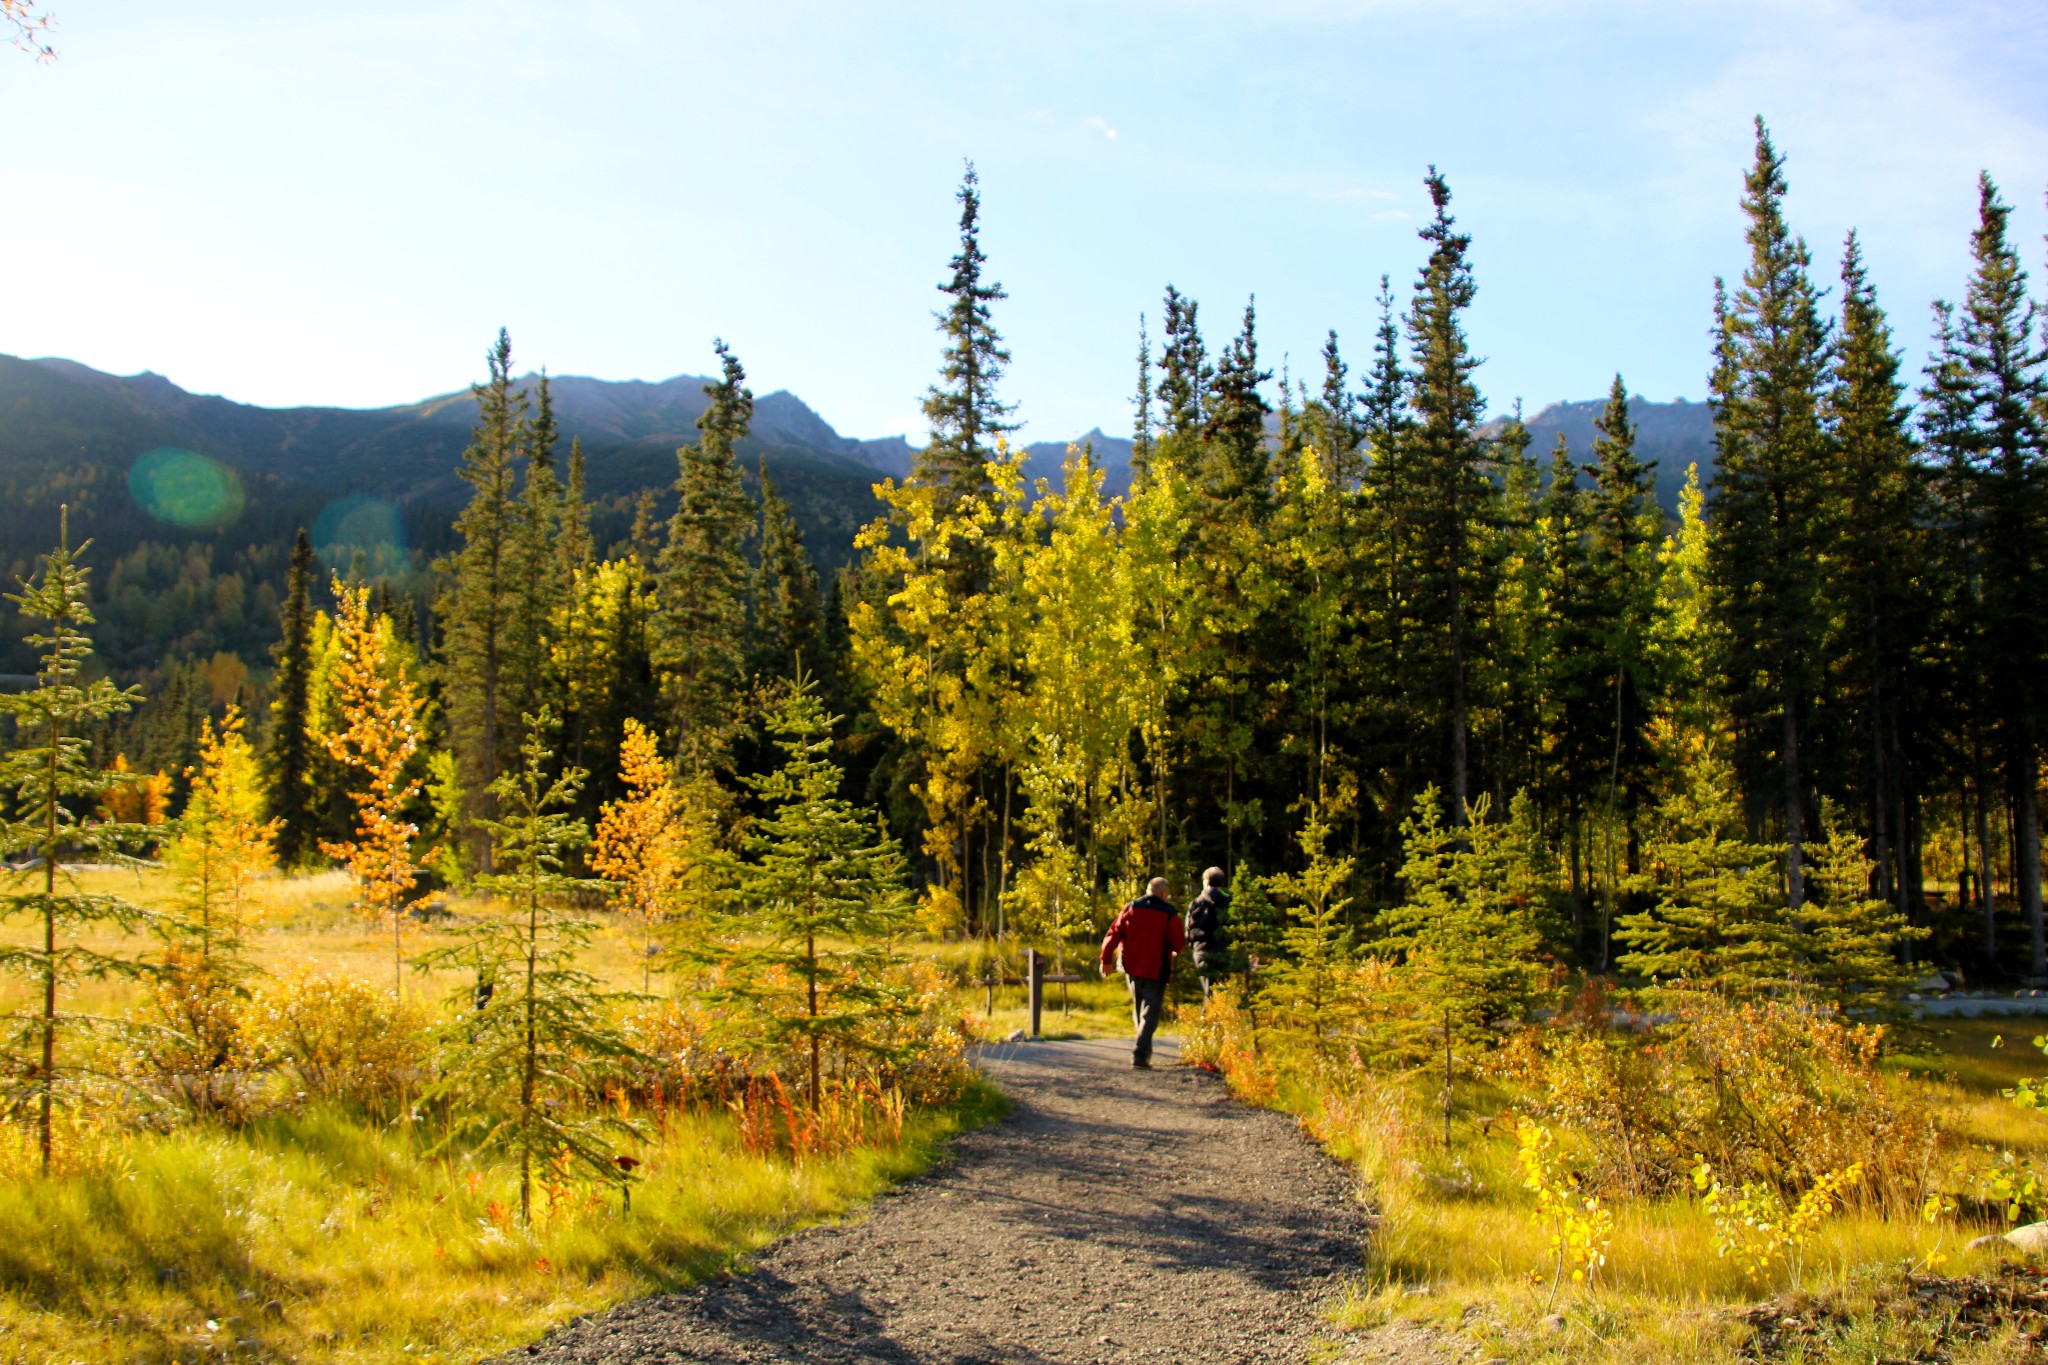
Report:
1500,992,1939,1207
243,969,433,1116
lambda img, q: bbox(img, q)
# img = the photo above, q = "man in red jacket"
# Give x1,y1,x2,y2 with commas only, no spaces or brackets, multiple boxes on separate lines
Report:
1100,877,1185,1069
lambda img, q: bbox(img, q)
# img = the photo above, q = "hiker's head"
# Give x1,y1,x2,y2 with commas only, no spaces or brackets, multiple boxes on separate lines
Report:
1147,877,1170,899
1204,866,1226,889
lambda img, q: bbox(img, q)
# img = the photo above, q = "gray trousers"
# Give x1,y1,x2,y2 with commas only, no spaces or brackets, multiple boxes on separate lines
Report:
1127,976,1167,1061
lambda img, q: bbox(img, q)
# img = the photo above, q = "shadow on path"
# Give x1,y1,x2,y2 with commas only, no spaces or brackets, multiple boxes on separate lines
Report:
499,1036,1369,1365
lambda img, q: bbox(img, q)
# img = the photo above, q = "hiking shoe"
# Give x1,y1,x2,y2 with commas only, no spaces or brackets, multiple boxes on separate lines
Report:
1133,1056,1152,1069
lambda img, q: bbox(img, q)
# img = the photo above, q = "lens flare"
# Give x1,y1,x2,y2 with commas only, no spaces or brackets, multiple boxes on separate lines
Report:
312,497,408,579
128,448,246,529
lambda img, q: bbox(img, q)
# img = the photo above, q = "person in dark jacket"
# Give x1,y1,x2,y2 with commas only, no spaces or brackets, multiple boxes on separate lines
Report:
1186,866,1230,1000
1100,877,1185,1068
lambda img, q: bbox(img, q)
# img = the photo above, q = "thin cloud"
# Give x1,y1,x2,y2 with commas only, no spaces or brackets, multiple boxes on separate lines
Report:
1084,114,1118,140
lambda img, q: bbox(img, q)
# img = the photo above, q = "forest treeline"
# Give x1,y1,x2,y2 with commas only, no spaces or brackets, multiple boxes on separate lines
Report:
45,122,2048,985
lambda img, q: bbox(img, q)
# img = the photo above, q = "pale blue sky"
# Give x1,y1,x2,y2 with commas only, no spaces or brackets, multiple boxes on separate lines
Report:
2,1,2043,442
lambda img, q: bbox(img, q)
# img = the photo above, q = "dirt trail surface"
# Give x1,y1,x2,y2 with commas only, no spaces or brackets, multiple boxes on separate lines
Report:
501,1037,1372,1364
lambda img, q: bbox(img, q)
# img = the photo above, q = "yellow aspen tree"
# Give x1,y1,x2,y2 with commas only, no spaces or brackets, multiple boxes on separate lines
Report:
148,706,280,1113
1118,455,1199,876
317,580,431,995
1017,447,1143,923
591,718,681,990
850,441,1029,935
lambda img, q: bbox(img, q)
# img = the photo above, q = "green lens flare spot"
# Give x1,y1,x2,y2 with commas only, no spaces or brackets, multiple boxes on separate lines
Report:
312,497,408,580
128,448,246,529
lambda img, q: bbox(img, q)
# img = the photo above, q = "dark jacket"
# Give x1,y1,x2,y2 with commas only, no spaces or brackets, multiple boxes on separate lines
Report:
1187,886,1230,957
1100,894,1185,982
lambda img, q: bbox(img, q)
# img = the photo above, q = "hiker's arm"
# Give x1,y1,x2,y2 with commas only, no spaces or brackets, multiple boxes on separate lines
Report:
1099,910,1127,977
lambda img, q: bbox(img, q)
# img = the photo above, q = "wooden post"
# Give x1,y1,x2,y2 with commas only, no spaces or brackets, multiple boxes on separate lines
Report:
1027,948,1044,1039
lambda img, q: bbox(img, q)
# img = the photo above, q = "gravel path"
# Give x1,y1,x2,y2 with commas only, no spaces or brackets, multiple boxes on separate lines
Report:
500,1037,1373,1364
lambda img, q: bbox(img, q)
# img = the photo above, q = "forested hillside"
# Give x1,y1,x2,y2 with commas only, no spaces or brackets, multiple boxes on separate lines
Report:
0,355,902,675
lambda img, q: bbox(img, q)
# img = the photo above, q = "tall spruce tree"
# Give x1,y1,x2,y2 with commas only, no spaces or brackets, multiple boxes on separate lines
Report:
1404,168,1495,822
652,339,756,771
1201,299,1274,507
1131,313,1156,479
1823,231,1928,941
444,329,530,867
1704,120,1832,908
0,511,148,1174
1358,273,1409,463
754,462,824,685
266,527,318,867
917,161,1015,510
1539,433,1605,938
561,436,592,575
1921,174,2048,976
1587,377,1662,832
1317,329,1364,487
503,371,568,750
1157,285,1207,447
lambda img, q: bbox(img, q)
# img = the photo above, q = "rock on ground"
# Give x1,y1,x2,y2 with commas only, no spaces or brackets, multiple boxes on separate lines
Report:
496,1036,1373,1364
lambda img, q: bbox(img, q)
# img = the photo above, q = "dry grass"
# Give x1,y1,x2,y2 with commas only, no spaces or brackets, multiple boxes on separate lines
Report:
1176,990,2048,1364
0,865,1006,1365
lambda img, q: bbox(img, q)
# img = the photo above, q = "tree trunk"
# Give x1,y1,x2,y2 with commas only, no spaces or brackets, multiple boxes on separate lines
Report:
1781,699,1805,909
2016,723,2045,980
1976,759,1999,969
1449,571,1469,825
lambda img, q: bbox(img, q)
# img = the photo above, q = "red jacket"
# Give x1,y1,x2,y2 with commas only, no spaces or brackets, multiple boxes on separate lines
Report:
1100,894,1185,982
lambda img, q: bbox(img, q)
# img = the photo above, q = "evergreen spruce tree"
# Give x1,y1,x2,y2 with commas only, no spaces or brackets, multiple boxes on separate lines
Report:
561,436,592,575
1588,376,1661,788
1585,376,1662,948
427,715,641,1226
917,161,1015,511
1358,273,1409,464
1201,299,1273,507
1377,788,1545,1145
267,527,318,867
1539,433,1606,939
1157,285,1208,448
719,676,913,1109
1614,741,1793,997
0,510,148,1173
1403,168,1497,822
1317,329,1364,487
1801,799,1923,1012
652,339,756,771
1257,796,1358,1062
1131,313,1156,479
503,371,568,751
444,329,530,867
1920,174,2048,977
1822,231,1928,940
1704,120,1832,908
754,463,823,685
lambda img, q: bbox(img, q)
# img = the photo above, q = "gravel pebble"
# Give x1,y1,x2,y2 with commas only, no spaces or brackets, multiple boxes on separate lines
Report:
495,1036,1372,1363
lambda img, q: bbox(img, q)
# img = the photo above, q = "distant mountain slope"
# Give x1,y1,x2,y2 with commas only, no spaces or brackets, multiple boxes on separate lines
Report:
1510,396,1716,513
